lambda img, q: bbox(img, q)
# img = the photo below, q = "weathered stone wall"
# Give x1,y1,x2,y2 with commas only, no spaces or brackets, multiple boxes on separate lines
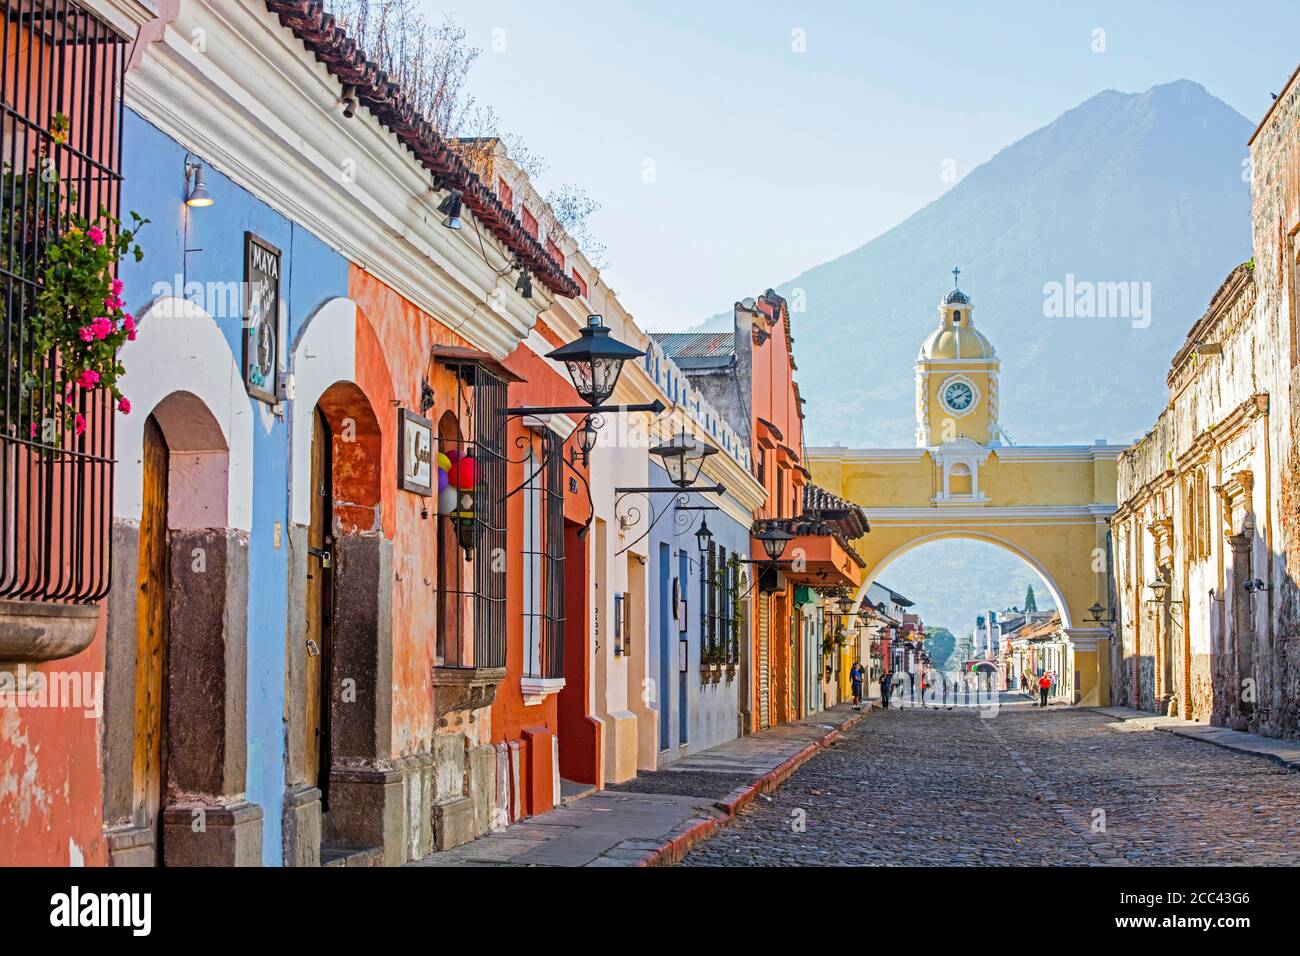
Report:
1251,68,1300,740
1112,63,1300,740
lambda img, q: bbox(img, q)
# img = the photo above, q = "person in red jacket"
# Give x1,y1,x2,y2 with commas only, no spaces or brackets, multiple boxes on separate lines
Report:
1038,673,1052,707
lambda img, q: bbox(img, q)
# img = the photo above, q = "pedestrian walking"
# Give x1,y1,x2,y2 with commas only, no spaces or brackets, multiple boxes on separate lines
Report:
1038,673,1051,707
1020,673,1029,693
879,670,891,709
919,671,928,709
850,662,865,711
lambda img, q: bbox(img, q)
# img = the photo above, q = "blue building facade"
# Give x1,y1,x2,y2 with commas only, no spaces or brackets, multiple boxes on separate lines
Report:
107,109,349,866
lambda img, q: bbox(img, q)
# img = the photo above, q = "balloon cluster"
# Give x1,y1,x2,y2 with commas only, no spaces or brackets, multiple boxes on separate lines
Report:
437,448,476,521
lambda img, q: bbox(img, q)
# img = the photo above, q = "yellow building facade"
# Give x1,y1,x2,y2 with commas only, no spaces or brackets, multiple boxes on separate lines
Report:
808,278,1122,705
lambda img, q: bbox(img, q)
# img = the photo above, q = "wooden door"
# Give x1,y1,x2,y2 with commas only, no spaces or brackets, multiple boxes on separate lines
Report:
305,410,334,805
133,415,168,860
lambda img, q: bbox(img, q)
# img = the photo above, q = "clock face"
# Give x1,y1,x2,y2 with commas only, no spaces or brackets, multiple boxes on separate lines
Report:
943,380,975,412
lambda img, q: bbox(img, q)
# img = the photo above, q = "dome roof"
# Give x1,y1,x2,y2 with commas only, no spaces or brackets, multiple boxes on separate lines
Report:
918,325,996,360
943,287,971,305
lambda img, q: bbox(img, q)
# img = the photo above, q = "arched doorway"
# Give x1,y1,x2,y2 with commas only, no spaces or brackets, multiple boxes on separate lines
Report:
130,390,261,866
103,296,260,867
289,380,387,865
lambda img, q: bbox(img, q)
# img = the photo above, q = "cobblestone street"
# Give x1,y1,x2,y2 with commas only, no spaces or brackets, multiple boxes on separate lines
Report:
680,697,1300,866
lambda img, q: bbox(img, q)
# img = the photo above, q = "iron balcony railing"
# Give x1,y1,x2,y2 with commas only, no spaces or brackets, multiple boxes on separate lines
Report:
0,0,126,604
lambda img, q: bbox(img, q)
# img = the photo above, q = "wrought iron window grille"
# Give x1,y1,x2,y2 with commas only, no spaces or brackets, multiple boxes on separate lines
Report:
1,0,127,604
434,357,508,669
518,425,564,680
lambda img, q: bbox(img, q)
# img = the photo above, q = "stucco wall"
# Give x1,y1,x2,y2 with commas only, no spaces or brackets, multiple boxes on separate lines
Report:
115,109,350,864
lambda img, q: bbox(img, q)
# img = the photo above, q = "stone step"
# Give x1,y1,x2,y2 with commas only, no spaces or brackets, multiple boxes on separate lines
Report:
560,778,597,806
321,842,383,867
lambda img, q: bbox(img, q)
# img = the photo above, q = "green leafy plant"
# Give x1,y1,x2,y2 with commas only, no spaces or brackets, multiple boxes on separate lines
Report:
2,112,147,439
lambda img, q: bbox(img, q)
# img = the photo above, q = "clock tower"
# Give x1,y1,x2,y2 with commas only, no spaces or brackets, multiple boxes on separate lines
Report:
914,270,1000,448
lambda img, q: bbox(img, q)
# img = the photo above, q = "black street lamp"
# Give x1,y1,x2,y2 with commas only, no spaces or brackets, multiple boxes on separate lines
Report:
837,594,855,616
547,314,646,409
650,431,719,488
755,525,795,563
1085,602,1115,626
695,516,714,557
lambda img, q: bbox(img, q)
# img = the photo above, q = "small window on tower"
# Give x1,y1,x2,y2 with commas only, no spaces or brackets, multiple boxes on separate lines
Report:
953,310,962,324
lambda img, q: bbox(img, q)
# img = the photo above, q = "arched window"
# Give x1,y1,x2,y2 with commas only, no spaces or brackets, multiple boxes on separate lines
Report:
953,310,962,324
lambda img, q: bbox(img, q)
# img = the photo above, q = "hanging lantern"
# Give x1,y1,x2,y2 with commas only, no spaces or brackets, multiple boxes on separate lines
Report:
650,431,718,488
546,314,646,408
695,516,714,557
754,524,795,563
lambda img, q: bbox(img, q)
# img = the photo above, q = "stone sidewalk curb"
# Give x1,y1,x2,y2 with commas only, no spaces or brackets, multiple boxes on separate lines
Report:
1092,706,1300,773
636,707,872,867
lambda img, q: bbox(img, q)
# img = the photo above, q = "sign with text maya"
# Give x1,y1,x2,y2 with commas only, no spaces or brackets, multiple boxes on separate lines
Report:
243,232,282,404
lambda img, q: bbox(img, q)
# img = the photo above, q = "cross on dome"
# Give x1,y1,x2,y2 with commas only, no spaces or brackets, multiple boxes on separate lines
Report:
943,268,971,306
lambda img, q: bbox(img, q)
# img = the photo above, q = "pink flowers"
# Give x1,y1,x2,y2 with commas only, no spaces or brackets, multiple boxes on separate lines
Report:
79,317,114,342
33,209,147,437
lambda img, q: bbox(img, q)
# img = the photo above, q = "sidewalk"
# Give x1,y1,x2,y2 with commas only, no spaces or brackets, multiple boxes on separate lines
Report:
410,704,869,868
1094,706,1300,771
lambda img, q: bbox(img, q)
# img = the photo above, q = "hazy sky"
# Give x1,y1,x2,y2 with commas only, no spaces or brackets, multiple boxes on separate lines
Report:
419,1,1299,331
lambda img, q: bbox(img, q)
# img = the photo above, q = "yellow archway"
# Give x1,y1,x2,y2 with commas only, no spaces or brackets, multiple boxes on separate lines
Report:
809,275,1123,706
809,445,1120,705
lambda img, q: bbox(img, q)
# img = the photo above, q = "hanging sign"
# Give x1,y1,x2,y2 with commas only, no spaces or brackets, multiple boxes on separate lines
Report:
243,232,282,404
399,409,434,496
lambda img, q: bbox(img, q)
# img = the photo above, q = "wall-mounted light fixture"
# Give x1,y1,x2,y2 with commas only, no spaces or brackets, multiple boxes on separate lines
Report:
1085,602,1115,626
515,267,533,299
576,415,598,466
437,188,463,230
184,156,213,208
